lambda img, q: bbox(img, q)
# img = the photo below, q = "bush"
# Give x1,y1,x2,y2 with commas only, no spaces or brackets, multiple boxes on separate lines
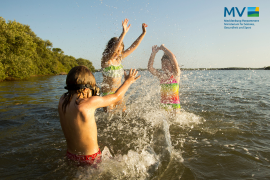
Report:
0,17,95,81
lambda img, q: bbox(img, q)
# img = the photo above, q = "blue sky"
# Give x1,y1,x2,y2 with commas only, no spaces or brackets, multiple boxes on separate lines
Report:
1,0,270,69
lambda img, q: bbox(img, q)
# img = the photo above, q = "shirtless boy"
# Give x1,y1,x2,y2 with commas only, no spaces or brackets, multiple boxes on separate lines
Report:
58,66,140,166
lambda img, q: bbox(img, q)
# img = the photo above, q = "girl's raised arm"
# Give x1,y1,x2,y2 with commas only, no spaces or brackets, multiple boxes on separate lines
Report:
122,23,147,59
103,19,131,60
159,44,180,76
148,45,162,77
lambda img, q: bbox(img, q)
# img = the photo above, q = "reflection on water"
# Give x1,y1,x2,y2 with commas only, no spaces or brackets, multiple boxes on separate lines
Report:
0,71,270,179
0,75,65,108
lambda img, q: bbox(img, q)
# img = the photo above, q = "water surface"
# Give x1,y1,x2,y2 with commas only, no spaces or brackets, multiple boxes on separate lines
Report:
0,70,270,179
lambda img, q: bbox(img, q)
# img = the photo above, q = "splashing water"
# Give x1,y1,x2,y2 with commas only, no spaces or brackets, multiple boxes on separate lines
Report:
73,71,203,179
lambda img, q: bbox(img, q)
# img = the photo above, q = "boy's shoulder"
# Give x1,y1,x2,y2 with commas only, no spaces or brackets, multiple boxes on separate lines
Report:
79,95,103,108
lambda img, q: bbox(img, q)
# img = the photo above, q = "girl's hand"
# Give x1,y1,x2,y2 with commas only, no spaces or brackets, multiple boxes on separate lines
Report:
152,45,159,53
122,18,131,33
159,44,165,50
124,69,141,83
142,23,148,33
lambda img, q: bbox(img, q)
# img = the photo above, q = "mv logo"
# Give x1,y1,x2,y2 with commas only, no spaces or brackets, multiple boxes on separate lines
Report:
224,7,259,17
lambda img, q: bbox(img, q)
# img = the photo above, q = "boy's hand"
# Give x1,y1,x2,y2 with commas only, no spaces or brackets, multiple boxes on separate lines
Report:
124,69,141,83
122,18,131,33
142,23,148,33
152,45,159,53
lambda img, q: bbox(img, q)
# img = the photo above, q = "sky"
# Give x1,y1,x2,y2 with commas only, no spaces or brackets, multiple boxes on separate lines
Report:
1,0,270,69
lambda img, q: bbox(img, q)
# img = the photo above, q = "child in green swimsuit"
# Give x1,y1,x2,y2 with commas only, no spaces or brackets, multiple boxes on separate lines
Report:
101,18,147,112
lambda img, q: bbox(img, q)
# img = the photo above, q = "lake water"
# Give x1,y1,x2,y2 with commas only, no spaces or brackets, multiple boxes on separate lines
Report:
0,70,270,179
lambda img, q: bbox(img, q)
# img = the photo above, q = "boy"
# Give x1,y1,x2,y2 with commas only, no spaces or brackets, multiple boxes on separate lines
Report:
58,66,140,166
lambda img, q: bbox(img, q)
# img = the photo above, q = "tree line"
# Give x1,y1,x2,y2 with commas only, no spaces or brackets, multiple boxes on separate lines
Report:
0,17,95,81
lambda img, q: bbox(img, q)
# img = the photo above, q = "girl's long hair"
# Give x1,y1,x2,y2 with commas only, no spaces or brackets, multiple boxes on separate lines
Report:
62,66,99,113
101,37,124,64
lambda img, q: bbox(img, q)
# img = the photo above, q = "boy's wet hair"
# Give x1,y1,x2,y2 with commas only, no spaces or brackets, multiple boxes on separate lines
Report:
102,37,124,63
62,66,100,113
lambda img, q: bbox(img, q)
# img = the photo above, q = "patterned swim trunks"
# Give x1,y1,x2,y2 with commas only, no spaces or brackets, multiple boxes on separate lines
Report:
66,149,102,167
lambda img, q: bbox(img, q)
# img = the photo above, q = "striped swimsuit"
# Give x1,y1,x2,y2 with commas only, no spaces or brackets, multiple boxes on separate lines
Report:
101,57,124,95
160,75,181,109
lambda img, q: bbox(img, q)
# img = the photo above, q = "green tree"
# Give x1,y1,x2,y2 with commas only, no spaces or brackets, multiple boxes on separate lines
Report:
0,62,5,80
0,17,95,81
76,58,95,72
4,54,34,79
0,17,8,79
60,55,78,72
1,18,36,79
52,48,64,54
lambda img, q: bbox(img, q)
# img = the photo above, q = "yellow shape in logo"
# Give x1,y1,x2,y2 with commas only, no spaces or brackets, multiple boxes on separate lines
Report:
255,7,259,11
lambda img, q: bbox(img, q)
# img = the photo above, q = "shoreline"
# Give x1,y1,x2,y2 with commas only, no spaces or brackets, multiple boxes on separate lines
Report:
95,67,269,72
1,68,268,82
1,73,67,82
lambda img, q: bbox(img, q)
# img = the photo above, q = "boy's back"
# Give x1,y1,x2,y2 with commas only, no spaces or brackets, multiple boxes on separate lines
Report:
58,93,99,155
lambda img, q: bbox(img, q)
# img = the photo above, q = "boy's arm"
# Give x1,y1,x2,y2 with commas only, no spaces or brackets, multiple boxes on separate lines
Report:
89,69,140,108
160,44,180,76
104,19,130,60
148,45,161,77
122,23,147,59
